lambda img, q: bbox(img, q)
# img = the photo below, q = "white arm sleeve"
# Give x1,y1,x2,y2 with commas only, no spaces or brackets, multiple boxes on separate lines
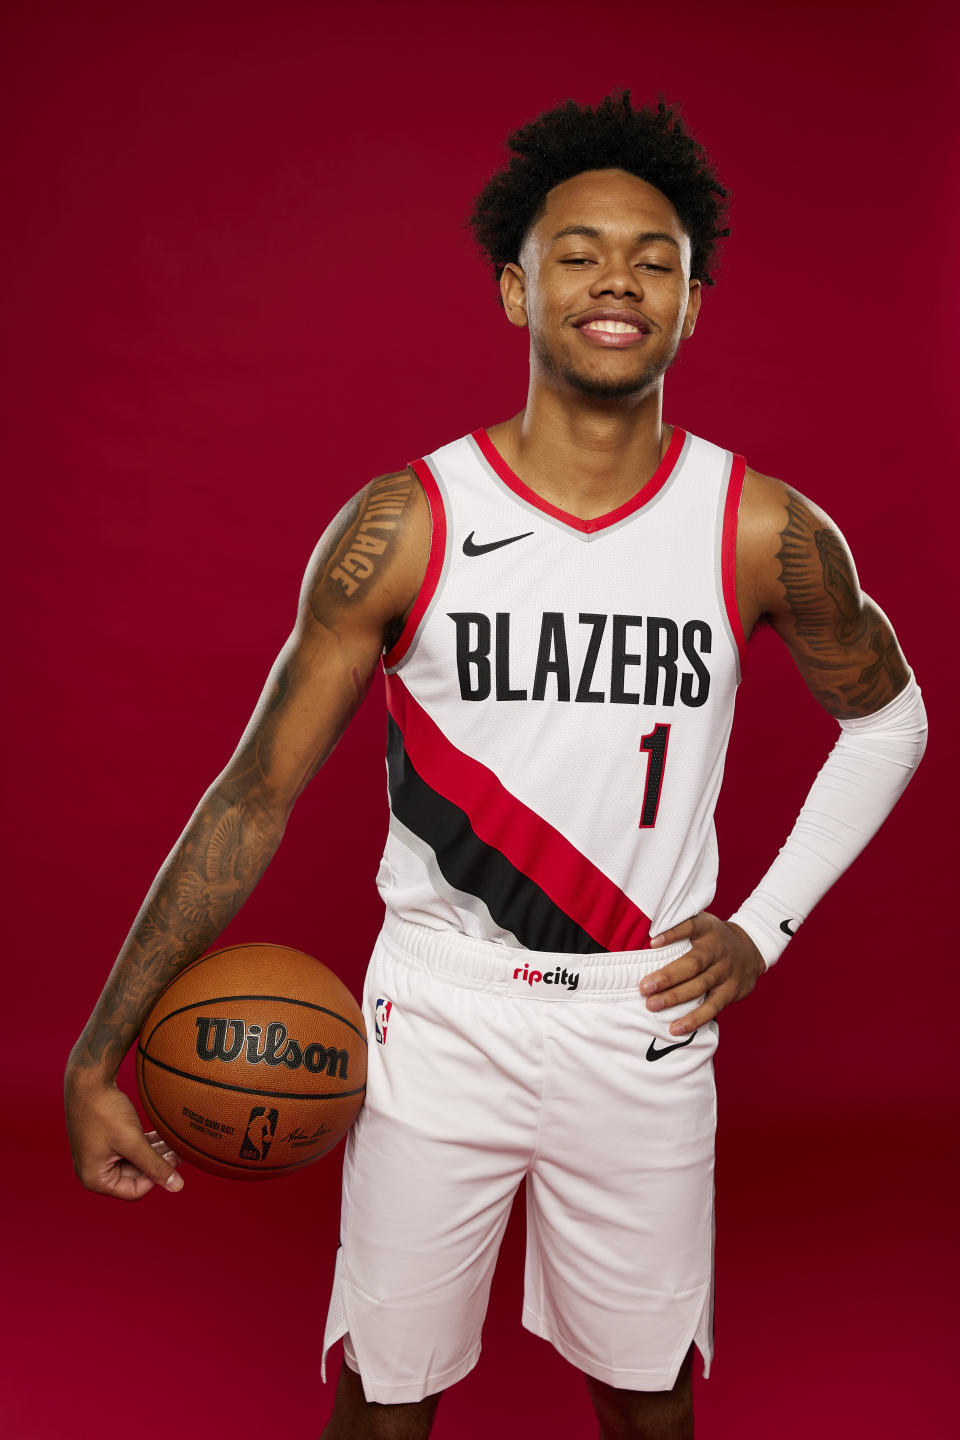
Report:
727,674,928,969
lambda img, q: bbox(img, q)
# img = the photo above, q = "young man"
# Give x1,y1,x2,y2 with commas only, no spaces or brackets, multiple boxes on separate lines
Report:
65,94,927,1439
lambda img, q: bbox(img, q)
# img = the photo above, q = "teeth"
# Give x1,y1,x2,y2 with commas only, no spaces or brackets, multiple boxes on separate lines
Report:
585,320,641,334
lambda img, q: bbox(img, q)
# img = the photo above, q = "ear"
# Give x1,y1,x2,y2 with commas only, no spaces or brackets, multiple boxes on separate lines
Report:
500,262,528,328
682,278,702,340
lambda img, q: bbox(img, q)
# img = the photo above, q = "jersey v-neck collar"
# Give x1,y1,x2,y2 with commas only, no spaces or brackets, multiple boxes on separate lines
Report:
470,425,687,536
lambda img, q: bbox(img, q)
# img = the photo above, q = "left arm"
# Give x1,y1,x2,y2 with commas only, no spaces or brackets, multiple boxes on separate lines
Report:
640,469,928,1034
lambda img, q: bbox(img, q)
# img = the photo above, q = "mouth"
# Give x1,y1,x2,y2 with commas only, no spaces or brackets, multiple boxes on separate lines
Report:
572,310,651,348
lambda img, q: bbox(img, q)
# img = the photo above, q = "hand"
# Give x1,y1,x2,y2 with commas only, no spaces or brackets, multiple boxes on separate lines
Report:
65,1076,184,1201
640,912,766,1035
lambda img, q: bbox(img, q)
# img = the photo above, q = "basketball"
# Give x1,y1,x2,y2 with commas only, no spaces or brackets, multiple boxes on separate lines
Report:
136,943,367,1180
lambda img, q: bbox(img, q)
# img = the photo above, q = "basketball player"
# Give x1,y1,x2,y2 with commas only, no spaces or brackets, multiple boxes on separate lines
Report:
65,94,927,1439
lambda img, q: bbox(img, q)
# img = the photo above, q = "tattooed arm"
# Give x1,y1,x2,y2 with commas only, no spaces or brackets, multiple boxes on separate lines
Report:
639,468,923,1031
65,469,429,1199
736,470,910,715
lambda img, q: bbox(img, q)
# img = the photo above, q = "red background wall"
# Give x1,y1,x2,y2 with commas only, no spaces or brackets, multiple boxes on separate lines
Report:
4,2,956,1436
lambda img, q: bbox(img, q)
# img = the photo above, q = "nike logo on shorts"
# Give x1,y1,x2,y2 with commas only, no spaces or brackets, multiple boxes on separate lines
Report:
462,530,534,556
645,1031,696,1061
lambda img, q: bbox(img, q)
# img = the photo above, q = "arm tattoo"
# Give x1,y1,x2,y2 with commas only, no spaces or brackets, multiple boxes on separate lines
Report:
69,473,421,1081
69,730,285,1076
775,489,908,717
814,529,866,641
320,471,417,611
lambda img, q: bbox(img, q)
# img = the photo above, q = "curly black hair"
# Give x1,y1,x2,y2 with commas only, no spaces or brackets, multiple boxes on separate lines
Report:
469,91,730,301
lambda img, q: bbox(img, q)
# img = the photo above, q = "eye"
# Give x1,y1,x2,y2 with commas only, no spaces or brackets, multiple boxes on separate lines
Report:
638,263,670,272
560,257,593,265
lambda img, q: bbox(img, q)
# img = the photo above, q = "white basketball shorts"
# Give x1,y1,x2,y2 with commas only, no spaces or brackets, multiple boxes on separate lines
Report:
321,913,718,1404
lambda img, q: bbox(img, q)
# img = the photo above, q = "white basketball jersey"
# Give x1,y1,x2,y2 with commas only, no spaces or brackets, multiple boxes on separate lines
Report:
376,425,747,954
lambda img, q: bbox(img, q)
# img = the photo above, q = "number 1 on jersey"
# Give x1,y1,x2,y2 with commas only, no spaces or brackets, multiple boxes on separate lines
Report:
639,723,671,828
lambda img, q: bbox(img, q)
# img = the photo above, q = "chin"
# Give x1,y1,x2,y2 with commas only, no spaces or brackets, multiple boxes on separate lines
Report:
560,359,670,400
565,371,659,400
534,335,673,401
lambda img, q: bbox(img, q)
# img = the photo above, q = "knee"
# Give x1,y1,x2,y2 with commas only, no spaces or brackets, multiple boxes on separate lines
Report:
587,1365,693,1440
595,1392,693,1440
321,1359,442,1440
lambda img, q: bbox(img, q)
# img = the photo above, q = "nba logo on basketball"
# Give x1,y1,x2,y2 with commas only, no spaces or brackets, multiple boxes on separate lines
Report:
240,1105,279,1160
374,998,393,1045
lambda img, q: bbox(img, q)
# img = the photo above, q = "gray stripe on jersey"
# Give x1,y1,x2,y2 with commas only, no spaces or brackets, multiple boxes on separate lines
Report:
387,814,525,949
466,429,693,541
385,455,453,675
713,450,742,686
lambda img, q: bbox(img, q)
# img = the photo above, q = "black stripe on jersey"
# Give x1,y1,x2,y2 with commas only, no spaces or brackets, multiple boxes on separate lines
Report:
386,716,607,955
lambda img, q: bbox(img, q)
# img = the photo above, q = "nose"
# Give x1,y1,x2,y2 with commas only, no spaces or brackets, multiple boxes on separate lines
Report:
590,255,642,300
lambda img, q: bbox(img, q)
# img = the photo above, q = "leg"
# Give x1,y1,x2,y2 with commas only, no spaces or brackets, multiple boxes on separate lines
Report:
320,930,535,1410
321,1358,443,1440
522,987,717,1400
585,1344,694,1440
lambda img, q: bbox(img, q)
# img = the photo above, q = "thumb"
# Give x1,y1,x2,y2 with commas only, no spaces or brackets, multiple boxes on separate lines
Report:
142,1130,185,1191
116,1128,185,1195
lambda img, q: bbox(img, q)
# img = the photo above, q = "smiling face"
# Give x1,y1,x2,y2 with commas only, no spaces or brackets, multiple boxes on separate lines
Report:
501,168,701,401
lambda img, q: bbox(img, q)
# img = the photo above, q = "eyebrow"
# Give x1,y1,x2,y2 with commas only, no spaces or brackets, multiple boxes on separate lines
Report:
550,225,682,250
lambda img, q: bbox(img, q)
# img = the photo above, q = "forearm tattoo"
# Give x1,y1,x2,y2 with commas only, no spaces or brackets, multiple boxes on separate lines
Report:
69,743,286,1076
776,489,908,717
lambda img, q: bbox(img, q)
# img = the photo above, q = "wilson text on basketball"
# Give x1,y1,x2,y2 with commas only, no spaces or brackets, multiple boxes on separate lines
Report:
194,1017,351,1078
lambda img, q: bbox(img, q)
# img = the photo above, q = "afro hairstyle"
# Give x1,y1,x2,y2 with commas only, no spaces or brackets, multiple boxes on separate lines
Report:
468,91,730,302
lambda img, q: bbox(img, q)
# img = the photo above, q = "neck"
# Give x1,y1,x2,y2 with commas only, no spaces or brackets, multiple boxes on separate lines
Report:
488,380,669,521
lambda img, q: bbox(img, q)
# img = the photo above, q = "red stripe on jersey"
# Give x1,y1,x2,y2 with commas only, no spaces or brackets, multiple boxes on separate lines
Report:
472,425,687,535
385,673,654,951
721,454,747,671
383,458,447,670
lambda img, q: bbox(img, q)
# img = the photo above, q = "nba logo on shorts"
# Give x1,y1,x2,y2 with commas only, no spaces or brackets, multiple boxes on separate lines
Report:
374,997,393,1045
240,1105,278,1160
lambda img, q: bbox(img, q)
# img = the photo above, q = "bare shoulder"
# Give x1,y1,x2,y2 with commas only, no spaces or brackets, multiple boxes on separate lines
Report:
736,465,909,718
738,464,861,622
742,466,852,624
300,466,431,651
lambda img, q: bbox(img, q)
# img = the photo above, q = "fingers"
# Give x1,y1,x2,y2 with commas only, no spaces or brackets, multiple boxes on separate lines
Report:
109,1158,173,1203
146,1131,183,1168
640,912,763,1034
642,912,725,1032
649,966,730,1034
68,1085,186,1200
102,1149,184,1201
123,1138,182,1200
121,1129,185,1195
639,947,706,1005
81,1127,184,1200
649,913,703,949
662,985,732,1036
640,914,704,1017
646,967,714,1018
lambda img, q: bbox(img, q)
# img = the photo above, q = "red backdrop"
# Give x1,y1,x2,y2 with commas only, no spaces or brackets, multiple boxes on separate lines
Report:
4,3,956,1436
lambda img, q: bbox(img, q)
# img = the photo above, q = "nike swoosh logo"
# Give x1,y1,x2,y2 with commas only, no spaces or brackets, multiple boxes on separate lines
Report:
462,530,534,557
779,919,797,936
645,1031,697,1061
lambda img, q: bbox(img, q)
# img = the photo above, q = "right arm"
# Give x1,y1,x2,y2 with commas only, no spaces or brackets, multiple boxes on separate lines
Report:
65,468,429,1198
